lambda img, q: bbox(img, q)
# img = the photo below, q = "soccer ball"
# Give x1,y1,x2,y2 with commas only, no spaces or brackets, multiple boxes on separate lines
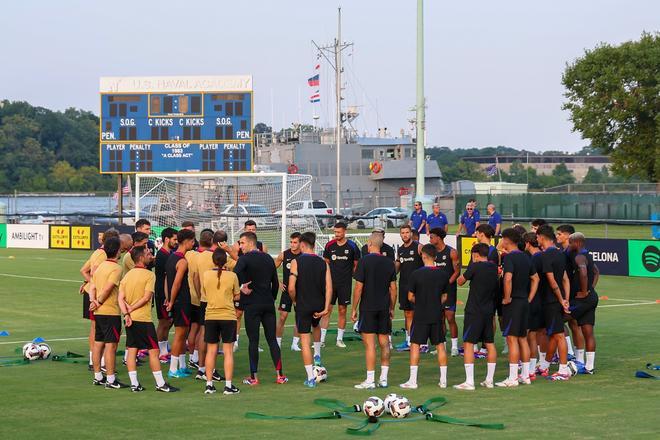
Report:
389,397,412,419
383,393,402,414
363,396,385,418
313,365,328,382
567,360,578,376
23,343,41,361
38,343,51,359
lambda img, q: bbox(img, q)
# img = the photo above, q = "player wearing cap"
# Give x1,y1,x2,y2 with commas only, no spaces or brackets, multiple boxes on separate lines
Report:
275,232,303,352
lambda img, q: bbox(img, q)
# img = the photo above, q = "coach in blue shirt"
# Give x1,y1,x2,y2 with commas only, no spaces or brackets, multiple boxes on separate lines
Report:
486,203,502,235
426,203,448,234
457,203,480,236
409,201,427,234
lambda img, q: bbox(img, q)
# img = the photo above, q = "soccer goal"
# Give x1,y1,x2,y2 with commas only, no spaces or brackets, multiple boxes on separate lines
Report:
134,173,323,254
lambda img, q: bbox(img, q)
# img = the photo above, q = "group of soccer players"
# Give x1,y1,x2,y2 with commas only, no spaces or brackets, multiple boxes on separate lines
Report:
79,212,599,394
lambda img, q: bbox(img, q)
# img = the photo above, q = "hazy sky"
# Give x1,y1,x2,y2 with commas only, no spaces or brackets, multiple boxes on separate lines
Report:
1,0,657,151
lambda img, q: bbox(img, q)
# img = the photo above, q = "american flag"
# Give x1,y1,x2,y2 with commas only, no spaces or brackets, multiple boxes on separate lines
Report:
486,164,498,177
112,180,131,200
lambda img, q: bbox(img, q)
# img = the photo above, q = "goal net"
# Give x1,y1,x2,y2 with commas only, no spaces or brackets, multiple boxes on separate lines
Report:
135,173,323,255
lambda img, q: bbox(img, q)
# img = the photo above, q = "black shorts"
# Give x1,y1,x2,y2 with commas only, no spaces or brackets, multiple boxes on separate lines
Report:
398,282,414,311
443,283,457,311
331,283,352,306
494,289,504,317
126,321,159,350
94,315,122,343
462,312,494,344
356,310,391,335
502,298,529,338
190,304,203,325
82,292,95,321
570,292,598,327
204,320,237,344
155,293,169,320
527,301,545,331
410,320,445,345
279,291,293,313
295,310,322,333
544,302,566,336
199,302,207,325
170,302,192,328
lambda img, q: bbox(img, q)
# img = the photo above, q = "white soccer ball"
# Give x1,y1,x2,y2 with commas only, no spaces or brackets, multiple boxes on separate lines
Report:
363,396,385,418
567,360,578,376
38,343,51,359
313,365,328,382
389,397,412,419
23,343,41,361
383,393,402,414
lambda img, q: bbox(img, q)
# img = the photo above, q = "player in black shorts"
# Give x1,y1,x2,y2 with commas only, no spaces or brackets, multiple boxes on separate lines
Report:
429,227,460,355
322,222,360,348
154,227,177,363
496,228,539,387
523,232,547,379
536,225,572,380
288,232,332,388
454,243,499,390
568,232,599,373
557,224,583,362
275,232,302,352
165,229,195,379
400,244,450,389
395,225,423,350
351,233,396,389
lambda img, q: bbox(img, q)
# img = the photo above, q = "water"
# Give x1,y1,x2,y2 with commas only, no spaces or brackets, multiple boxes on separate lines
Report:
2,195,121,215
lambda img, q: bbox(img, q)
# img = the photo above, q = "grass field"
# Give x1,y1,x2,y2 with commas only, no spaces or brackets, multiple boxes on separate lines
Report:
1,248,659,439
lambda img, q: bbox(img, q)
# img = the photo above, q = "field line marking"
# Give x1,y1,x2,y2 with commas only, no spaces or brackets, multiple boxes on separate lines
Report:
598,301,657,308
0,255,87,263
0,273,81,283
600,298,653,302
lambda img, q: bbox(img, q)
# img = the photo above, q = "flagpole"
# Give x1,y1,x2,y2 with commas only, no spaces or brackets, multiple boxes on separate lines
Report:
335,7,342,214
496,156,502,182
117,174,123,224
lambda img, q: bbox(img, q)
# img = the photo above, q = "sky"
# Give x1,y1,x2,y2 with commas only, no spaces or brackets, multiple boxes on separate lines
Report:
1,0,657,152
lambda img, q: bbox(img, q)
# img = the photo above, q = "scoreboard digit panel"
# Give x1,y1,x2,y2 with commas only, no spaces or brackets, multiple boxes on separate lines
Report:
99,75,253,174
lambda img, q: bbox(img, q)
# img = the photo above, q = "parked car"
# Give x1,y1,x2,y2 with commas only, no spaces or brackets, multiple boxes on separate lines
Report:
274,200,335,228
143,202,178,226
351,207,409,230
218,204,279,231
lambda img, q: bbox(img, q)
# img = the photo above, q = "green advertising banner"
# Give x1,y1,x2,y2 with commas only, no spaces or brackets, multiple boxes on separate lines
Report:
628,240,660,278
0,224,6,248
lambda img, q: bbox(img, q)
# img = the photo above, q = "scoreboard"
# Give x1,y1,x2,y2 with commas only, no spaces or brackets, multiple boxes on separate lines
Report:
99,75,253,173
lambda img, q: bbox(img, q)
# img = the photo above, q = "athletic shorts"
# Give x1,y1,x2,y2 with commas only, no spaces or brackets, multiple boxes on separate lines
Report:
443,283,457,311
94,315,121,343
126,321,159,350
356,309,391,335
170,302,192,328
204,320,237,344
501,298,529,338
398,282,414,311
462,312,494,344
570,292,598,327
410,320,445,346
295,310,322,334
199,302,207,325
527,300,545,331
190,304,203,325
155,293,169,320
331,283,352,306
82,292,95,321
279,290,293,313
494,288,504,317
544,302,566,336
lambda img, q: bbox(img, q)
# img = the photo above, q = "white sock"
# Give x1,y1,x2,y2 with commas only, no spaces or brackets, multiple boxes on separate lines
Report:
529,358,537,373
236,334,240,343
89,351,93,365
464,363,474,385
540,352,547,363
276,337,282,347
206,380,213,387
566,336,574,355
321,328,327,343
313,342,321,358
439,365,447,384
153,371,165,387
508,363,518,381
586,352,595,370
305,364,314,381
158,341,168,355
576,349,585,364
408,365,418,384
451,338,458,350
101,355,105,367
169,355,179,373
192,350,199,363
406,331,410,344
366,370,375,384
388,335,392,346
486,363,496,383
128,370,139,387
225,380,232,389
559,363,569,375
123,351,128,362
199,366,206,374
380,366,389,382
292,336,300,347
540,358,550,370
179,354,186,367
337,328,345,341
107,374,116,384
522,362,530,379
94,371,103,381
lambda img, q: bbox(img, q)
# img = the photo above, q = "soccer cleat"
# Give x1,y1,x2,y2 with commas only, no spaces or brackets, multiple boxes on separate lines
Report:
100,365,107,373
528,372,537,381
195,370,206,381
204,384,217,394
453,382,475,391
313,355,323,367
168,369,190,379
399,381,418,390
395,341,410,352
155,382,179,393
567,353,576,362
179,367,194,375
105,379,129,389
320,341,326,348
137,349,149,358
480,380,494,389
537,368,550,377
291,345,302,352
336,340,347,348
258,346,264,352
518,375,532,385
585,368,595,375
276,375,289,384
243,377,260,386
451,348,459,357
354,381,376,390
188,360,200,370
474,351,487,359
303,378,317,388
495,378,519,388
378,379,388,388
438,380,447,389
224,384,240,395
159,354,170,364
92,376,107,386
130,384,145,392
548,372,570,381
419,345,430,354
212,370,225,382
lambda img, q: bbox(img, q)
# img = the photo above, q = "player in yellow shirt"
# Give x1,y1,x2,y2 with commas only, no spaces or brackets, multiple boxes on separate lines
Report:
121,231,149,276
88,236,126,389
119,246,179,393
201,248,241,395
185,230,203,371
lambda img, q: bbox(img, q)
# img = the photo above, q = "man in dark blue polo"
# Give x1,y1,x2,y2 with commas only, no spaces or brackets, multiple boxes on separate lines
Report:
426,203,448,234
409,201,427,235
487,203,502,236
457,203,480,236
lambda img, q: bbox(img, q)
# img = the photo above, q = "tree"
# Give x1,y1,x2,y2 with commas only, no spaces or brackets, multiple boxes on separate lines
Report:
254,122,272,134
551,163,576,185
562,32,660,181
438,160,486,182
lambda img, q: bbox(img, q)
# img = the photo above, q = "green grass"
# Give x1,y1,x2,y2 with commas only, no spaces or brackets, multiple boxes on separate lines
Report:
1,248,659,439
